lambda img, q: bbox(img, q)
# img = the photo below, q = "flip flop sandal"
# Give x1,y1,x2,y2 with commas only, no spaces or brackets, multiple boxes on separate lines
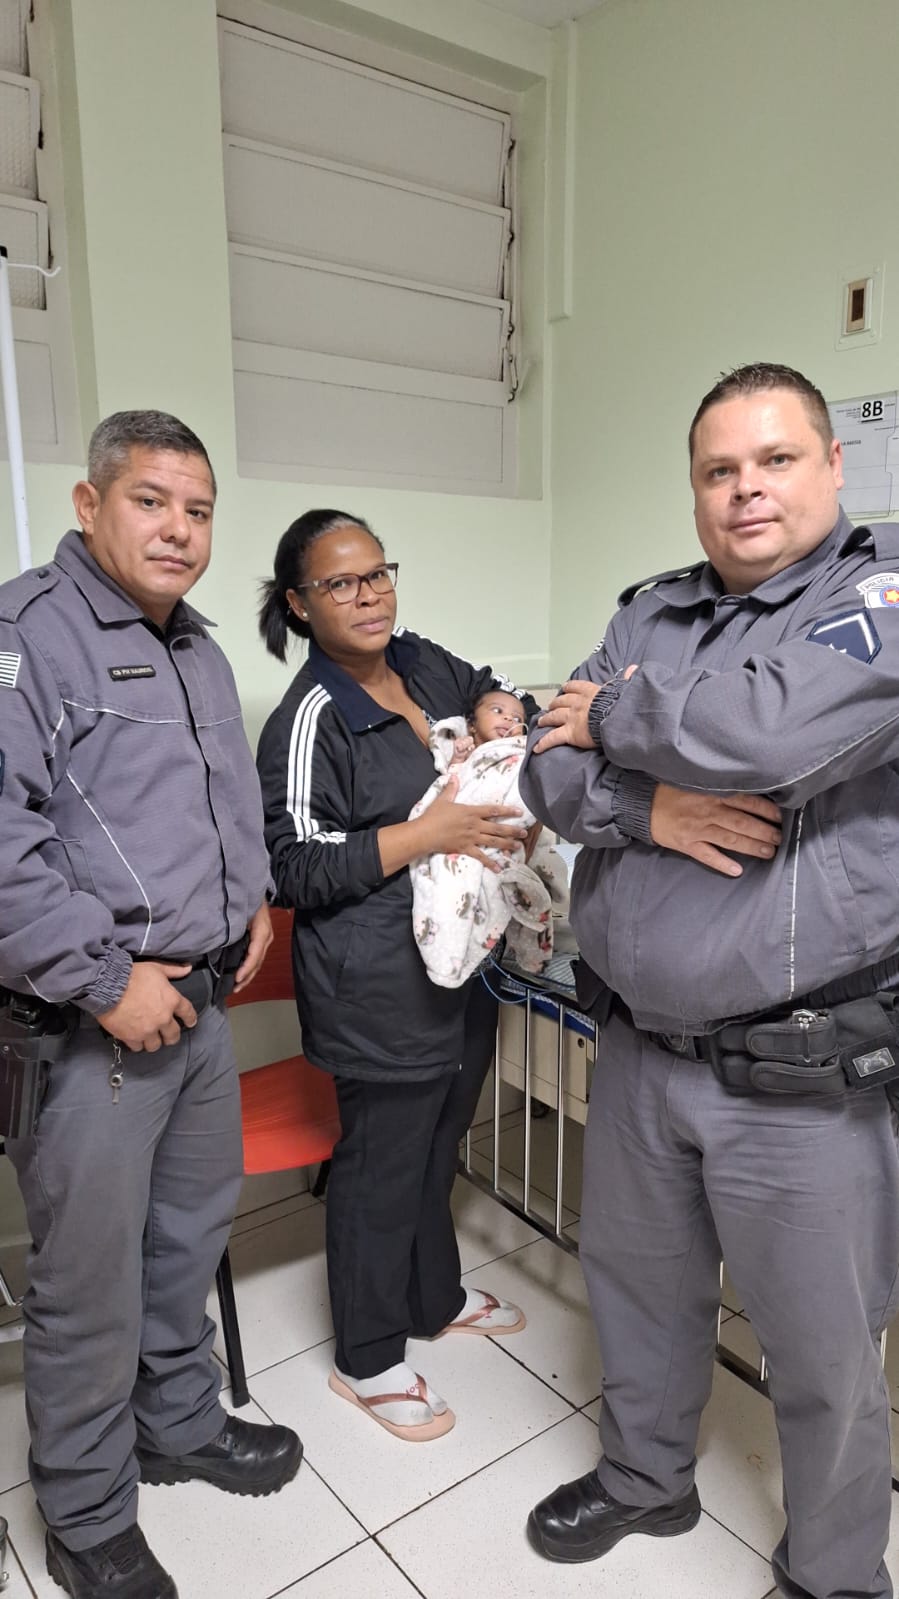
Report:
328,1371,456,1442
443,1290,527,1336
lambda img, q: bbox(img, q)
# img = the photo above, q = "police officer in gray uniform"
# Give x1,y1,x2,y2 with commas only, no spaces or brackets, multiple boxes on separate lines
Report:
0,412,301,1599
520,364,899,1599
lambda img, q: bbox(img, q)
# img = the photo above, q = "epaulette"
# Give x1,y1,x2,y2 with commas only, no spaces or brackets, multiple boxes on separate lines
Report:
0,563,59,624
868,522,899,560
617,560,705,608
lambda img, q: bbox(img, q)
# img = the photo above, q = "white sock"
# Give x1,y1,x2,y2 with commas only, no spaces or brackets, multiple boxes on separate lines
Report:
457,1289,489,1319
337,1361,447,1414
449,1288,522,1329
339,1361,416,1399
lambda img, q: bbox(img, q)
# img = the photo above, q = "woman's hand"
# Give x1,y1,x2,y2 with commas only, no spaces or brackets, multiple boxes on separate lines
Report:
416,774,528,872
377,775,527,878
522,821,543,863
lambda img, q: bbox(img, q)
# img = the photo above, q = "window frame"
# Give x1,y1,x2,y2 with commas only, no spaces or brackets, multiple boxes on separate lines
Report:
217,4,522,497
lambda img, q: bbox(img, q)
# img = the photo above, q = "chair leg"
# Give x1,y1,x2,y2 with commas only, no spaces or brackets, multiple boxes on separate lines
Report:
0,1261,20,1311
312,1159,331,1199
215,1248,250,1408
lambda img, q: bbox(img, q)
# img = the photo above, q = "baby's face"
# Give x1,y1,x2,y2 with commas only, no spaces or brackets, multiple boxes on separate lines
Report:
471,691,526,744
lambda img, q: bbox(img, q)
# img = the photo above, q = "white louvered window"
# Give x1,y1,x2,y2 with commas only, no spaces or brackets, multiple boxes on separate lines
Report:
219,16,518,495
0,0,79,463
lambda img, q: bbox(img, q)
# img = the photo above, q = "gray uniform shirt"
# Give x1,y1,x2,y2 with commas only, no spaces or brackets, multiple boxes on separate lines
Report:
0,531,270,1014
520,511,899,1034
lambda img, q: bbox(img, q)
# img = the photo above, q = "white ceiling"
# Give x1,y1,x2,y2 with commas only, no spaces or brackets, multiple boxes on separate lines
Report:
480,0,605,27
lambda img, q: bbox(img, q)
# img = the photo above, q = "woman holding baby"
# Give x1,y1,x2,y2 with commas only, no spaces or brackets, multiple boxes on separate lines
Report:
257,509,540,1442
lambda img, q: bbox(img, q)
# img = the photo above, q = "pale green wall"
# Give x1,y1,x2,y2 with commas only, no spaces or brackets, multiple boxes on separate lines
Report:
549,0,899,677
0,0,553,753
5,0,899,1238
0,0,554,1242
9,0,899,703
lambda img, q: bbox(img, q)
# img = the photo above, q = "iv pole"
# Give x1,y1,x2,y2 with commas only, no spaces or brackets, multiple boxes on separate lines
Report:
0,245,32,573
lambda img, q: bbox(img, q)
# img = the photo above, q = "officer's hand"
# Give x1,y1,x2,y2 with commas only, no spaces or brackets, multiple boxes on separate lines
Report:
650,785,782,877
532,668,639,754
417,773,528,873
233,902,274,994
96,962,198,1053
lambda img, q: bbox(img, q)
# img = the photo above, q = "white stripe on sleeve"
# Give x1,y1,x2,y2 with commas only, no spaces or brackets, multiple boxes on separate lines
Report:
286,685,336,842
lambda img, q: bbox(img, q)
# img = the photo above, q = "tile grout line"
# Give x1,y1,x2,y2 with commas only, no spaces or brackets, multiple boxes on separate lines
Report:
464,1158,581,1227
371,1409,584,1541
257,1532,369,1599
6,1533,39,1599
456,1236,549,1275
698,1501,776,1565
297,1458,372,1540
220,1333,338,1389
253,1386,831,1577
0,1472,31,1497
245,1376,583,1548
484,1327,595,1411
227,1383,383,1562
228,1200,324,1245
373,1536,430,1599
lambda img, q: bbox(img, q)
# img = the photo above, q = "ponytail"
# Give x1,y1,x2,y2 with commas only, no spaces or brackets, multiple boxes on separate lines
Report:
258,509,381,661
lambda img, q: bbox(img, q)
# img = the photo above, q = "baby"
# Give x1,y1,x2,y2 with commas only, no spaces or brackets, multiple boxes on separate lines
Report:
409,689,568,988
446,688,527,766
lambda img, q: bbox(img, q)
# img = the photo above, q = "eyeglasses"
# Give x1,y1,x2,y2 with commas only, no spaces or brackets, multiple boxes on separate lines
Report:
295,563,399,605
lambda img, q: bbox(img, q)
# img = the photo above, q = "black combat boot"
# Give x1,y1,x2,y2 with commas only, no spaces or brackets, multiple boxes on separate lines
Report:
136,1414,302,1497
46,1525,176,1598
527,1468,701,1562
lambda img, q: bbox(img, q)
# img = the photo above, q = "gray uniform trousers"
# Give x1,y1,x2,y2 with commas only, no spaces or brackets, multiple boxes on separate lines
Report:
580,1007,899,1599
5,1001,243,1551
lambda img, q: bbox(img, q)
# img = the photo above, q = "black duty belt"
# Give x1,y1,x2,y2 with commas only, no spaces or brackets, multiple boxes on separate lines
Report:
0,935,251,1138
133,933,250,1015
646,957,899,1098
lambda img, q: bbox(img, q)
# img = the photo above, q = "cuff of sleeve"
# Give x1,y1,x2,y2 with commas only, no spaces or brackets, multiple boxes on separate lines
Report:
612,771,658,845
587,680,626,746
78,945,133,1016
356,824,386,888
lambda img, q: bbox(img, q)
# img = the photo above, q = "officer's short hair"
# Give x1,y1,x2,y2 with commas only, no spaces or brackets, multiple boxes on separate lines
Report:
688,363,834,462
87,411,217,499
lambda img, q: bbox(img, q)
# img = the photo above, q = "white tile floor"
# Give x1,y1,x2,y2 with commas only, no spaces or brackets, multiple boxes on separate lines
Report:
2,1160,898,1599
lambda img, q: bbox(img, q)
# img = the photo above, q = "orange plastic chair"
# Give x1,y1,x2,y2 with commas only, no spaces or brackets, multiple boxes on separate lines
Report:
215,907,340,1404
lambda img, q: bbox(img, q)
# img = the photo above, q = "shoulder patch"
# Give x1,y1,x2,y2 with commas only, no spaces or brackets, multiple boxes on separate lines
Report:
807,610,881,663
618,560,705,608
856,573,899,609
0,564,59,624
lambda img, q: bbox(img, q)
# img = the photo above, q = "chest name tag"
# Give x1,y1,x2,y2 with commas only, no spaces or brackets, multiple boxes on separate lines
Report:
108,665,156,681
806,610,881,664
